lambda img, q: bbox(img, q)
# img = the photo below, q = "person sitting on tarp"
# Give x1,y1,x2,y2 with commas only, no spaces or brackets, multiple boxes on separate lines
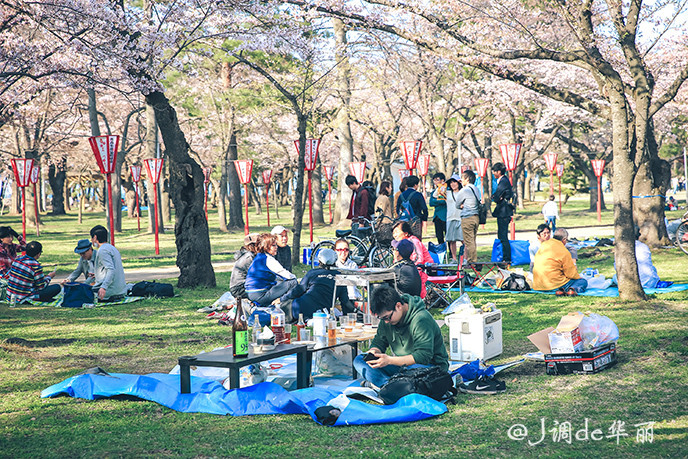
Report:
391,239,421,297
532,227,587,296
392,221,433,298
271,226,292,272
61,239,96,286
246,233,298,307
354,285,449,391
7,241,59,303
613,226,660,289
0,225,26,279
280,249,354,320
553,228,578,266
90,225,127,302
229,233,259,299
529,223,551,272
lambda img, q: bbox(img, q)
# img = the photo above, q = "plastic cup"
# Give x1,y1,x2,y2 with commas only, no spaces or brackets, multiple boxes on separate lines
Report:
371,316,380,327
363,314,372,326
283,323,292,344
300,329,311,342
348,313,358,324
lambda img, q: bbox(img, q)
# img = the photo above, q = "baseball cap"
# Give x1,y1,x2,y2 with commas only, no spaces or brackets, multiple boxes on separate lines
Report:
74,239,93,254
244,233,260,245
271,225,290,235
391,239,414,259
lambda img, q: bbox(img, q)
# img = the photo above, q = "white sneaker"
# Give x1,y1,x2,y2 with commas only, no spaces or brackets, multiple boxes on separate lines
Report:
360,380,380,392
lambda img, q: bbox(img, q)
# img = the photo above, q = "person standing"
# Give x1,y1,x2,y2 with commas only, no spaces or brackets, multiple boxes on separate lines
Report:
395,175,428,239
0,226,26,279
271,226,292,272
429,173,447,244
90,225,127,301
491,162,514,264
542,195,558,232
345,175,372,236
456,170,481,264
444,176,463,263
375,181,394,220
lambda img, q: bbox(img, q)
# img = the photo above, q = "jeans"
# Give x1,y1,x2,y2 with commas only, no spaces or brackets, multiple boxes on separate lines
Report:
247,278,298,307
546,216,556,232
562,278,588,293
497,217,511,262
353,354,430,388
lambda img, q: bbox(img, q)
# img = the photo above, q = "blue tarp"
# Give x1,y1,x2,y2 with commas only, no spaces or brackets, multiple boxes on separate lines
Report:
461,283,688,297
41,373,447,426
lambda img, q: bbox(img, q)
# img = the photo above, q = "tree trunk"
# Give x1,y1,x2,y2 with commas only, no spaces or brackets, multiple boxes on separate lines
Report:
146,90,216,288
292,116,308,263
214,174,228,232
48,158,66,215
633,145,671,247
227,132,244,229
311,162,325,225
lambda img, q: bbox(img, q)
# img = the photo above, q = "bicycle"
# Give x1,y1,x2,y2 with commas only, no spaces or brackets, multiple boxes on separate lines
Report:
310,213,397,268
675,211,688,255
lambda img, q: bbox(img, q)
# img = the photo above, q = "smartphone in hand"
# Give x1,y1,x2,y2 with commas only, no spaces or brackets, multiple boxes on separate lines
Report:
364,352,377,362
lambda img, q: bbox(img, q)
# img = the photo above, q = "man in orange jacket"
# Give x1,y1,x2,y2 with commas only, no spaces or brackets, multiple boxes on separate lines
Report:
532,230,587,296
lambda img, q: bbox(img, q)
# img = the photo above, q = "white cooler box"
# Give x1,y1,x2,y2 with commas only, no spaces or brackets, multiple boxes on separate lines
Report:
445,309,503,361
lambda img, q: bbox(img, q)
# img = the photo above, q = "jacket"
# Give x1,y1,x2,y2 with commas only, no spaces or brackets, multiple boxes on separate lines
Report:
245,252,295,293
395,189,428,222
346,187,371,222
275,245,292,272
445,189,462,222
429,191,447,222
393,259,422,297
532,239,580,290
456,184,480,218
229,248,255,298
375,195,393,220
66,250,97,283
7,254,51,301
280,267,354,318
370,293,449,372
0,235,26,278
92,243,127,299
491,175,514,218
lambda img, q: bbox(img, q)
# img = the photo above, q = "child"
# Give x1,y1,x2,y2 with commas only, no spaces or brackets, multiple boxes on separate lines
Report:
542,195,558,232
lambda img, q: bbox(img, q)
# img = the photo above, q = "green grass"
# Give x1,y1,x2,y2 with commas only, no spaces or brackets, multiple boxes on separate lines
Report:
1,195,687,457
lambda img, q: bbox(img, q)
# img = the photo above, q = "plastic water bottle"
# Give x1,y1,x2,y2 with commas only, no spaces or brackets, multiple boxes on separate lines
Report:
10,293,17,308
312,312,328,337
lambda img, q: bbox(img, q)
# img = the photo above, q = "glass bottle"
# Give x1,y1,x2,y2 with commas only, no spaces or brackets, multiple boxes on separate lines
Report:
296,313,306,341
252,314,261,344
232,299,249,357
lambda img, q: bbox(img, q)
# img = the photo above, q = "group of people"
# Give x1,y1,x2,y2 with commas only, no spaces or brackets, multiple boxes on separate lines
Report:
0,225,126,304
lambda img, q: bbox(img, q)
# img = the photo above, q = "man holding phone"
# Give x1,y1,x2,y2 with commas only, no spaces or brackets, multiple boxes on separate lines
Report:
354,285,448,390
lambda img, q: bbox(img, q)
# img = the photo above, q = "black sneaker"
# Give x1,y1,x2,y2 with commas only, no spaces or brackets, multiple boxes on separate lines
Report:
458,376,506,395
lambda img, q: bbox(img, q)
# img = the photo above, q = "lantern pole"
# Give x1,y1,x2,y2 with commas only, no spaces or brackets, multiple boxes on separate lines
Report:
308,170,314,243
134,181,141,231
327,179,333,224
558,175,562,213
244,184,250,236
21,187,27,240
266,181,271,227
153,180,160,254
106,172,115,246
597,175,602,223
32,181,39,236
204,181,208,221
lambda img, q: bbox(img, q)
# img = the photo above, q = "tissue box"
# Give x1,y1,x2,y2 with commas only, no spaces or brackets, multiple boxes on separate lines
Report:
545,342,617,375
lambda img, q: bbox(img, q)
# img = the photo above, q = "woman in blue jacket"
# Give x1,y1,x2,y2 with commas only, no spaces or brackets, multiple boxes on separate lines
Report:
245,234,298,307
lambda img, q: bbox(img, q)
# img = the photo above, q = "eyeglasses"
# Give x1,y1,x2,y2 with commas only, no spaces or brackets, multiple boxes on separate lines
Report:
335,248,349,252
378,309,395,322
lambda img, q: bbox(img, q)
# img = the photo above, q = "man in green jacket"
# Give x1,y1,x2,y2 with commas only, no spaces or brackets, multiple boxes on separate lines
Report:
354,284,449,389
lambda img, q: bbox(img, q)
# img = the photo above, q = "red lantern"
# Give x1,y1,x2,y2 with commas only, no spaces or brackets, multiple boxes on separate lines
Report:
145,158,165,255
474,158,489,178
417,154,430,176
543,153,558,196
130,165,142,231
499,143,521,171
89,135,120,246
234,160,253,235
11,158,35,240
398,169,412,180
203,167,212,183
323,166,335,181
401,140,422,171
203,167,213,220
349,162,366,183
591,159,605,223
29,163,40,236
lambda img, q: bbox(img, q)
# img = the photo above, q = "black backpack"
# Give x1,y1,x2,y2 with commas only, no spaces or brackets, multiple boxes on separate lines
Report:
363,185,377,217
379,365,456,405
469,186,488,225
131,281,174,298
501,273,530,291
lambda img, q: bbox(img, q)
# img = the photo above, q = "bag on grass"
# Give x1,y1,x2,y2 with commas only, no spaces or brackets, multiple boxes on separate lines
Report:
131,281,174,298
63,282,95,308
500,273,531,291
379,365,456,405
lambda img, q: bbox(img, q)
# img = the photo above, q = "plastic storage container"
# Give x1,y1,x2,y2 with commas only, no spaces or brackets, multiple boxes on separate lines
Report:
445,309,503,361
312,312,328,337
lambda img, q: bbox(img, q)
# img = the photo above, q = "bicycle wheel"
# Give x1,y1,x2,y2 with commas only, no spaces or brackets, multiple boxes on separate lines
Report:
677,221,688,255
310,240,336,268
369,244,395,268
347,236,368,266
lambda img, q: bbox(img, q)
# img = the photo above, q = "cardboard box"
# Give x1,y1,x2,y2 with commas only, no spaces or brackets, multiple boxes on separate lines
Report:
445,309,502,361
545,342,617,375
547,313,585,354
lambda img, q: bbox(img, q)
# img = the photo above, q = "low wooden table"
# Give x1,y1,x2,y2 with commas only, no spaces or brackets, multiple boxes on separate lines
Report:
178,343,308,393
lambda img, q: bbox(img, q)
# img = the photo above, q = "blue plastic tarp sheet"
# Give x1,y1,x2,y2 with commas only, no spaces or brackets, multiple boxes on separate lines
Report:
41,373,447,426
461,283,688,297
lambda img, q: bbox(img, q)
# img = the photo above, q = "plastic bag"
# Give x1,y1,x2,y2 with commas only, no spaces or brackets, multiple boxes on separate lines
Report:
212,291,237,309
441,293,474,315
579,313,619,349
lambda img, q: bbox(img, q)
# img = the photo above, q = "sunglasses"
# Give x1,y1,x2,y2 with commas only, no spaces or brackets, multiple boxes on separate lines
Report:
335,248,349,252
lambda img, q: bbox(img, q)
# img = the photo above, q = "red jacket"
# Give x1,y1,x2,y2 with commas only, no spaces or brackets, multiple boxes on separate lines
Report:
347,187,370,222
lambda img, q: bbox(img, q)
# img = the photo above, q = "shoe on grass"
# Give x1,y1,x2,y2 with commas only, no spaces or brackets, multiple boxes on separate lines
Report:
555,288,566,297
197,304,222,313
566,288,578,297
458,376,506,395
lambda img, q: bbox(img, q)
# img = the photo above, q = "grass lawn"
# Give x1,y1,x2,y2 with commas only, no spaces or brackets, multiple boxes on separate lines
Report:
1,194,687,457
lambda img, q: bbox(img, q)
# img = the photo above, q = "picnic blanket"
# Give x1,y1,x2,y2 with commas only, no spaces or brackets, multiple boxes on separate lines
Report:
41,372,447,426
462,283,688,297
14,293,146,308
